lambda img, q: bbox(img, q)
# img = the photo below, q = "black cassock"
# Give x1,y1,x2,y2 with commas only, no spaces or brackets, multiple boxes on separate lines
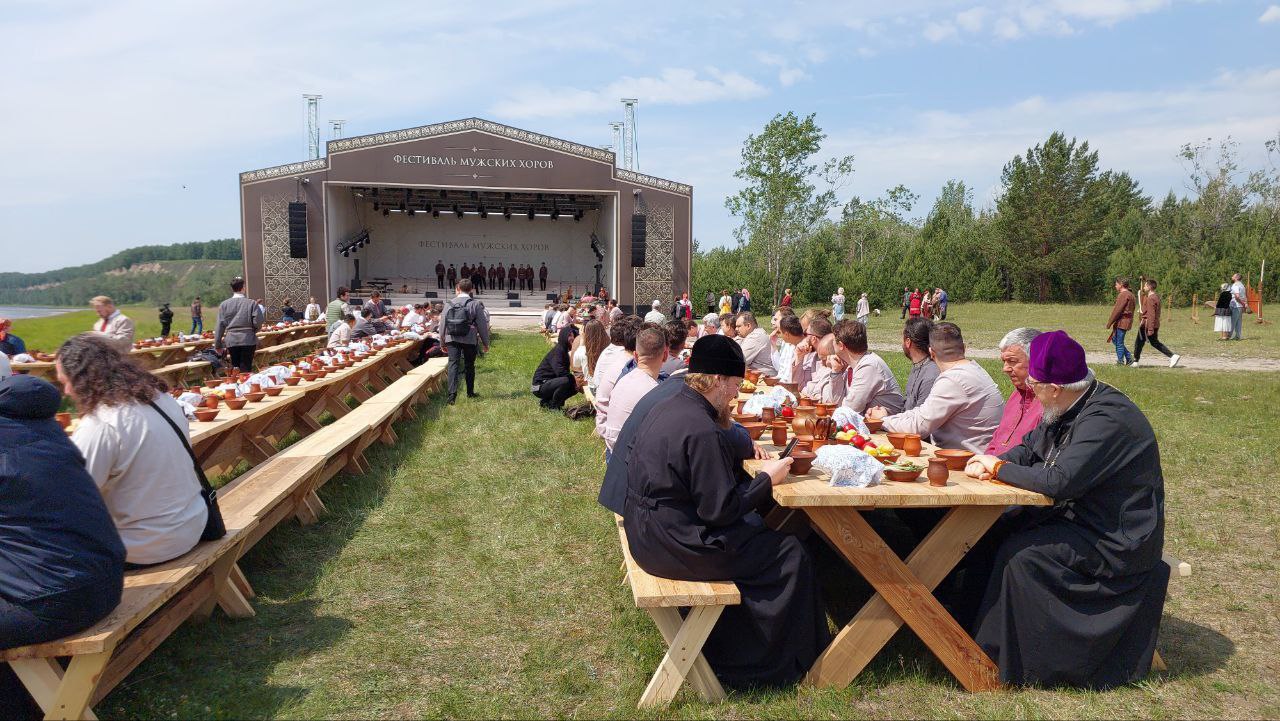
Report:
974,379,1169,689
623,384,829,688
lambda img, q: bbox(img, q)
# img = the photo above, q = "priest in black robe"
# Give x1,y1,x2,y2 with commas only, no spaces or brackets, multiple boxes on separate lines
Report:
623,335,830,688
963,330,1168,689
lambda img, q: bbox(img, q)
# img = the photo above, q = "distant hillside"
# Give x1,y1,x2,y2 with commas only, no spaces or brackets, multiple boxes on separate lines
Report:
0,239,244,306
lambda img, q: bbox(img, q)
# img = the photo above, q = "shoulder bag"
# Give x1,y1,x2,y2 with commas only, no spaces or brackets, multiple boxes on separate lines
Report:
146,400,227,541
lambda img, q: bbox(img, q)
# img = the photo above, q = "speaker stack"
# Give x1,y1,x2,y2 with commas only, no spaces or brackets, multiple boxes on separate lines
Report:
630,213,647,267
288,202,308,258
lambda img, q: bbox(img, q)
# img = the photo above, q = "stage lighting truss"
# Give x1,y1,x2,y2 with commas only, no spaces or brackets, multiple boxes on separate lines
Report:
351,186,603,222
336,229,370,257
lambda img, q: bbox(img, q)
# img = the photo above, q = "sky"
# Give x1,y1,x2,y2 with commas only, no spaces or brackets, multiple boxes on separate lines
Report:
2,0,1278,273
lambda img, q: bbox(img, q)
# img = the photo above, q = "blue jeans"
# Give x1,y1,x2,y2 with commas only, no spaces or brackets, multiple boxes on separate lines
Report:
1231,306,1243,339
1113,328,1132,364
833,303,844,320
190,318,203,334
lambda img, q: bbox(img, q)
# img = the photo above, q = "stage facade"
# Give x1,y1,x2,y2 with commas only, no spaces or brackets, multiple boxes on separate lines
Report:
239,118,692,316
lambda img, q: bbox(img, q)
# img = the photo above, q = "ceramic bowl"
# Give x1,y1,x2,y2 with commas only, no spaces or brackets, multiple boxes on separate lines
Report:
886,432,909,450
874,451,902,465
732,412,758,425
933,449,976,471
883,467,923,482
243,392,266,403
788,450,816,475
865,418,884,433
224,397,247,410
264,386,283,396
193,408,220,422
740,422,767,440
284,376,301,386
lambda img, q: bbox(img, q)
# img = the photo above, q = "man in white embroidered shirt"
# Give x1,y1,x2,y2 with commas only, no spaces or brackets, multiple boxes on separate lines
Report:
867,322,1003,452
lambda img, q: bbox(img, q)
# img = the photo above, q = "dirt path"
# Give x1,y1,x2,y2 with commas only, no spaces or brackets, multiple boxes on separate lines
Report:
868,343,1280,373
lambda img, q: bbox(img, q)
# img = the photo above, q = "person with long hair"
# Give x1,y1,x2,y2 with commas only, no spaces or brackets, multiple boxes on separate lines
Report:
582,320,610,381
56,334,207,567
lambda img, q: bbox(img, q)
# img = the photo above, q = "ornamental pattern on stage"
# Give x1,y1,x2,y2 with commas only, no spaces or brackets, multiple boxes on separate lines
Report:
634,205,674,305
262,197,311,320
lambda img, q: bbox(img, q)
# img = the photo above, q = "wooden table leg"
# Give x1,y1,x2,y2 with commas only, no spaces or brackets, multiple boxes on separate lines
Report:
638,605,724,707
10,650,112,720
805,505,1003,692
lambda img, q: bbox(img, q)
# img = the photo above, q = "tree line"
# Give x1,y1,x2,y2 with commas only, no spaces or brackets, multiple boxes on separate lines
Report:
694,113,1279,312
0,238,242,292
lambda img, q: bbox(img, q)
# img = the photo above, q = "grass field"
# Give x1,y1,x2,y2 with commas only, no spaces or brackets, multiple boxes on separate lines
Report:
801,301,1278,361
50,330,1270,719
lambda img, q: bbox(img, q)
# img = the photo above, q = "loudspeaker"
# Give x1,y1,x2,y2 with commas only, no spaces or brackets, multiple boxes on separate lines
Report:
507,292,519,300
630,213,646,267
510,300,522,308
288,202,308,258
546,293,557,301
424,291,437,299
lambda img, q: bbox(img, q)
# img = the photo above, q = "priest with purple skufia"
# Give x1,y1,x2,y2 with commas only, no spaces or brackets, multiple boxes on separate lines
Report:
623,335,830,688
963,330,1168,689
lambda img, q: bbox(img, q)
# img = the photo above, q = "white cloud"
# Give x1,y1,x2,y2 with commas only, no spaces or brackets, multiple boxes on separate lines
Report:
955,7,988,32
491,68,768,120
1260,5,1280,23
924,21,959,41
993,15,1023,38
779,68,811,86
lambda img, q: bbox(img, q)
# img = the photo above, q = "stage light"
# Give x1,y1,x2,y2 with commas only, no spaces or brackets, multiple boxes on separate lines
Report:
528,207,535,220
343,250,349,257
454,204,463,219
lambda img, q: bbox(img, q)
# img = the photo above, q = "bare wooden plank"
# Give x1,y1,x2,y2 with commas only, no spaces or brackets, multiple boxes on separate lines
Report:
617,526,739,608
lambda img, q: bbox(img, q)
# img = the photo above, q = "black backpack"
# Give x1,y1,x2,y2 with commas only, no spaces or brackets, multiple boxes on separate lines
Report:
444,297,475,337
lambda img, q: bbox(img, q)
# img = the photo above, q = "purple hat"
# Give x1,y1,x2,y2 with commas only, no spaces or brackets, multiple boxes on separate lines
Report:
1028,330,1088,385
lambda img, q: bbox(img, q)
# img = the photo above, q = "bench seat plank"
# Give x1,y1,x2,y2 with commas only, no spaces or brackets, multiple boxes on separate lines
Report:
616,526,740,609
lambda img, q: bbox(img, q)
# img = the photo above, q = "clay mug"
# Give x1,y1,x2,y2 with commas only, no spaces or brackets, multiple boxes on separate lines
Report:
927,457,950,487
761,405,776,423
770,420,789,447
903,434,923,457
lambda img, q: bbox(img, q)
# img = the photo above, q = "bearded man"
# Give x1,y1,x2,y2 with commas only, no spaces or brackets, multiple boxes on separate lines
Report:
963,330,1168,689
623,335,829,688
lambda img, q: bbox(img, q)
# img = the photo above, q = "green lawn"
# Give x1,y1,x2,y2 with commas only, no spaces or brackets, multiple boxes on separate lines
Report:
77,331,1278,719
806,301,1277,361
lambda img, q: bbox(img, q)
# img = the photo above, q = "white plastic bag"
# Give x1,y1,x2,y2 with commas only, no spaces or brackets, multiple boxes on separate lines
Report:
814,446,883,488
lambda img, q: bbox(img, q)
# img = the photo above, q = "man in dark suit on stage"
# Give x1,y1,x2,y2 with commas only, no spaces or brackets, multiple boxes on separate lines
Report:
447,264,457,287
436,260,446,290
496,263,505,291
539,262,549,291
476,262,487,293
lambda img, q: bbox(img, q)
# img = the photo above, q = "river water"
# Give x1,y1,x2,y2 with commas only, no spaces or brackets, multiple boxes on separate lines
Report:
0,305,76,320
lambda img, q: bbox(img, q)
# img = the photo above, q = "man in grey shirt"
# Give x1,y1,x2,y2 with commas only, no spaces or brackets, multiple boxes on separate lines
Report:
734,312,775,376
439,278,491,405
214,277,263,372
870,322,1003,453
902,317,940,411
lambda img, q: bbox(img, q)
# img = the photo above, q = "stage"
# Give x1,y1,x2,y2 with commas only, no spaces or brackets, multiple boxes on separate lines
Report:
239,118,692,317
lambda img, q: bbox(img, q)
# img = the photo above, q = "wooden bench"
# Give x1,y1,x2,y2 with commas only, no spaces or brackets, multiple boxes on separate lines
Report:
150,360,213,387
616,523,738,708
1153,551,1193,673
3,522,258,719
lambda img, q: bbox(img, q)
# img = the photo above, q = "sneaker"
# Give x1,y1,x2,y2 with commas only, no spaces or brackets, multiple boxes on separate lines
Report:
1131,358,1140,367
1169,354,1181,368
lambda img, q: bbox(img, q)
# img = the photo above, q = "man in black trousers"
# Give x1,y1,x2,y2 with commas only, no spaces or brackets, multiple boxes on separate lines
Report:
439,278,490,405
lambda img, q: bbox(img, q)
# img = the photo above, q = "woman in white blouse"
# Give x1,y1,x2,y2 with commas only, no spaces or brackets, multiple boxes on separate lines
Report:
55,334,207,567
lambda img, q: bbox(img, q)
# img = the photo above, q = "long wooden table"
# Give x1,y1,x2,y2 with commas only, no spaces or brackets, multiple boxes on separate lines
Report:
187,340,420,476
747,431,1050,693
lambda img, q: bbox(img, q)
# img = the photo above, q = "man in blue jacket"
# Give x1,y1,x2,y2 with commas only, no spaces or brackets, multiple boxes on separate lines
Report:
0,375,126,710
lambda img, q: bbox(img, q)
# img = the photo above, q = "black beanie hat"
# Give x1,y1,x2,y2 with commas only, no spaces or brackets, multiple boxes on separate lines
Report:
688,334,746,377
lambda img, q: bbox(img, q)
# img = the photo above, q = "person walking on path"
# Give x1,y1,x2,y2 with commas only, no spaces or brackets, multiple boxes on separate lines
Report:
189,297,203,334
214,276,263,373
901,287,911,319
1133,279,1180,368
856,292,871,325
1229,272,1248,340
908,288,923,318
440,278,490,406
1106,277,1137,366
157,303,173,337
739,288,753,313
935,287,949,320
831,288,846,320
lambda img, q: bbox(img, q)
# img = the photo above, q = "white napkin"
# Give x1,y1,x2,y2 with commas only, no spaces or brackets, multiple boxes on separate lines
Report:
831,407,872,437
